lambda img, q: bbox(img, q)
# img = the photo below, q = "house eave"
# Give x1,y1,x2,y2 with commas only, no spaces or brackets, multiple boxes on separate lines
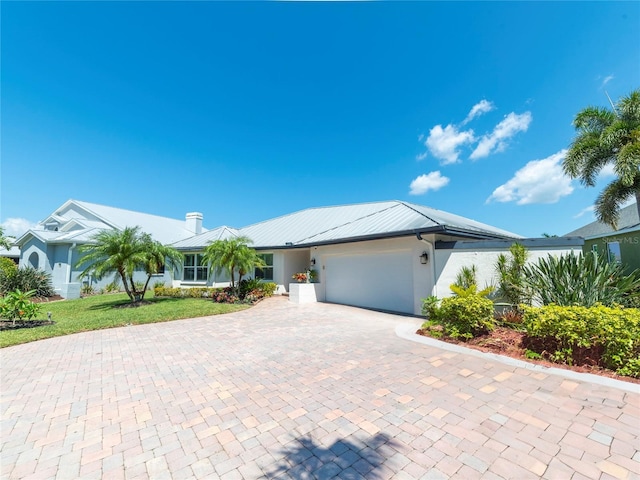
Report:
250,226,517,250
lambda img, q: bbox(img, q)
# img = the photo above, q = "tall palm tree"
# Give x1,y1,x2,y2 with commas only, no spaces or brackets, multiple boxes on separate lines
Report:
0,227,12,250
563,89,640,228
76,227,147,302
140,234,184,297
202,236,265,294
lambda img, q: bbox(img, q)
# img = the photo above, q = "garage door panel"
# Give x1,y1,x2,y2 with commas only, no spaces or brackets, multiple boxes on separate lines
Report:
325,251,413,314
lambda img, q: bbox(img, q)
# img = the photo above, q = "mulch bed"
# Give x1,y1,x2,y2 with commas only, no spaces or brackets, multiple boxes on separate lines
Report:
32,295,64,303
416,326,640,385
0,320,55,331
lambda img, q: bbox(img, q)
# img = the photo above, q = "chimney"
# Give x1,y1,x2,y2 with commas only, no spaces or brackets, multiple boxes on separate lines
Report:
186,212,203,234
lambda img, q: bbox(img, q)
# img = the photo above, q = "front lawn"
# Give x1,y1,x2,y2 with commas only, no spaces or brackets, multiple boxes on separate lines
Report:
0,292,249,348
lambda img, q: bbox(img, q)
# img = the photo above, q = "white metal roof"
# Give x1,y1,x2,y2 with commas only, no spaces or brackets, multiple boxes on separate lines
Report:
16,199,207,247
172,226,241,249
236,200,522,248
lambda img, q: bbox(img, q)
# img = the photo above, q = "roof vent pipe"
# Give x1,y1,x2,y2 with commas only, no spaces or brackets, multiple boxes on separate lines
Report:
186,212,203,235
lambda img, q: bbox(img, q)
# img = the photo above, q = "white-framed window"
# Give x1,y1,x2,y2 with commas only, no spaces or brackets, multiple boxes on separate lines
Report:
183,254,207,282
255,253,274,281
607,241,622,264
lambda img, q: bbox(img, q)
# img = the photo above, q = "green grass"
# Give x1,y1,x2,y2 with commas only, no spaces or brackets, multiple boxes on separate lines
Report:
0,292,249,348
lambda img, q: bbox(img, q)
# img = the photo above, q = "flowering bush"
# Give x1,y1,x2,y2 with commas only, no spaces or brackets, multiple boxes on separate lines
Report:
0,289,41,326
292,272,308,283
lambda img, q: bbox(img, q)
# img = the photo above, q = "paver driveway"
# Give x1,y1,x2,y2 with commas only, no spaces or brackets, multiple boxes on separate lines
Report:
1,296,639,479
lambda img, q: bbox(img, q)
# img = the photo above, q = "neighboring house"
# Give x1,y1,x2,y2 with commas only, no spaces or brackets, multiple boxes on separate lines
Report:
14,200,207,298
16,199,584,315
565,202,640,274
0,243,20,265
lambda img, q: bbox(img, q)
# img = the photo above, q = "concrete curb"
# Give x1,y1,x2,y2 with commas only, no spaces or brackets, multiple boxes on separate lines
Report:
396,323,640,394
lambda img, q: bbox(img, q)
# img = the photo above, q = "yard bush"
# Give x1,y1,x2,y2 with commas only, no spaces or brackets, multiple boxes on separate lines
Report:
522,304,640,377
153,282,277,303
421,285,495,340
153,286,218,298
0,267,55,298
523,251,640,307
0,258,17,278
0,289,41,326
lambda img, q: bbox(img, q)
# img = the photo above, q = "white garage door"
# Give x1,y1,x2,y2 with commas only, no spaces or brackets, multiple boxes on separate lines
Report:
324,251,414,314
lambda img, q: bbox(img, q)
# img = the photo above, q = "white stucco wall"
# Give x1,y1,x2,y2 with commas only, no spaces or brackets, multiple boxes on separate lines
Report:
434,242,584,299
309,236,436,315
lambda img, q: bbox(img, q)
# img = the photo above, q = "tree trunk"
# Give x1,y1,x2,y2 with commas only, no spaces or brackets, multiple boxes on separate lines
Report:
129,275,139,302
142,275,152,301
119,270,134,301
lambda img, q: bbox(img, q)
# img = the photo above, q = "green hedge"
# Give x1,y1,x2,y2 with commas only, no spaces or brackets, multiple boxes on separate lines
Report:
522,304,640,377
153,286,219,298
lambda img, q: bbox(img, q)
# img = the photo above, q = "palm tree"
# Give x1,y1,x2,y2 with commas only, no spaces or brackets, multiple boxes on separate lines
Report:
0,227,13,250
139,234,184,297
563,89,640,228
76,227,147,302
202,236,265,294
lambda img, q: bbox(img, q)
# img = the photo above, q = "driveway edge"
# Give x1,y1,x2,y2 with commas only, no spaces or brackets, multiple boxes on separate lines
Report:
396,324,640,394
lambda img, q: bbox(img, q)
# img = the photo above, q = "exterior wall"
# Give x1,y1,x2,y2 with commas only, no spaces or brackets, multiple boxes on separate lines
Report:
20,237,49,273
434,242,583,299
276,249,311,293
308,236,436,315
583,230,640,274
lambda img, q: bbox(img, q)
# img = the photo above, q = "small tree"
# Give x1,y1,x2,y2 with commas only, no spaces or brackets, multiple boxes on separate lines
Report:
0,227,13,250
495,243,532,306
202,236,265,295
139,234,183,296
77,227,144,301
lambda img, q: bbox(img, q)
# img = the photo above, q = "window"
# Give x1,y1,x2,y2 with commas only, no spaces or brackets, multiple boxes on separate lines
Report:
607,242,622,264
183,254,207,282
591,244,598,253
255,253,273,281
153,263,165,276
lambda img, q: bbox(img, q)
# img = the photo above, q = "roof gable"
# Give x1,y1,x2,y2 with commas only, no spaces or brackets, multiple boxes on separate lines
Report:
17,199,207,247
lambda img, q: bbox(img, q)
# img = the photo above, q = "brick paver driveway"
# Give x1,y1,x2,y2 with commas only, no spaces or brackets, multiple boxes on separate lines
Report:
2,297,639,479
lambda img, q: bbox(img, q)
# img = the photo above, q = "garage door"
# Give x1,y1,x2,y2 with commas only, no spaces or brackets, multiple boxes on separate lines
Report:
324,251,414,314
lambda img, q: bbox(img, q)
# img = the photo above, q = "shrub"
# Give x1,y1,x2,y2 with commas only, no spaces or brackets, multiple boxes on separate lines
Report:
0,257,17,278
105,280,120,293
81,284,95,295
495,243,532,306
421,285,495,340
0,267,55,297
453,265,477,289
522,304,640,377
0,289,41,326
523,251,640,307
153,286,218,298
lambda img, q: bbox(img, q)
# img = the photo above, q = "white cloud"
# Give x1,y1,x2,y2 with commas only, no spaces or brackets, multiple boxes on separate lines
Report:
470,111,532,160
486,150,573,205
409,171,450,195
415,151,428,161
425,124,475,165
1,218,38,238
598,163,616,179
573,205,594,219
462,99,495,125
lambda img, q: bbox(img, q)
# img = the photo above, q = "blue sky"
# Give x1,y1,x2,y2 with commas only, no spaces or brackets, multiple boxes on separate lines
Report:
2,2,639,239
